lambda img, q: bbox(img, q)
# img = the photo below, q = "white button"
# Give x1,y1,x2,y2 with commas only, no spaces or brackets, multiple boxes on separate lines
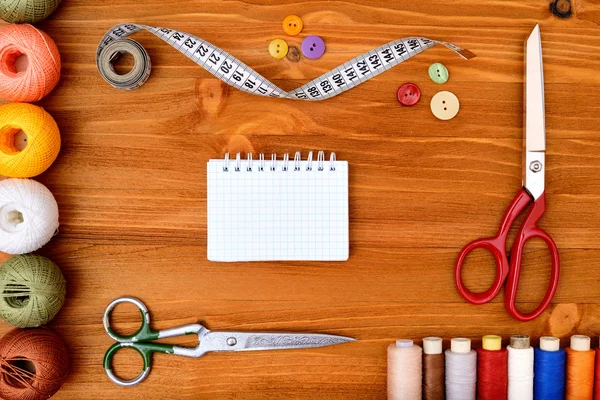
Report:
430,91,460,120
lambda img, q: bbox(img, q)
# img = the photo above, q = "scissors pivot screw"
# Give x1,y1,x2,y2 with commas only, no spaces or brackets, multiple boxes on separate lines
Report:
529,161,542,173
226,337,237,346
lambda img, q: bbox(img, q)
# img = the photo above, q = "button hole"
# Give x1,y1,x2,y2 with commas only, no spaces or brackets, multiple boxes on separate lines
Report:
444,107,447,110
442,100,445,104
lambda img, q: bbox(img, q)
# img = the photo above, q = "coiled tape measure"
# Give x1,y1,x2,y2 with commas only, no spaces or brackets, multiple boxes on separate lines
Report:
97,23,475,100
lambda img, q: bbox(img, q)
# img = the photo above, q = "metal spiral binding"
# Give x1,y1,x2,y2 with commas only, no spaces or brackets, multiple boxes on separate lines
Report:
222,152,337,172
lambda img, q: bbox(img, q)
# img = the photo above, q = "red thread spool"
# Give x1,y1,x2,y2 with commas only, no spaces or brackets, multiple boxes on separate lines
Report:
0,328,69,400
477,335,508,400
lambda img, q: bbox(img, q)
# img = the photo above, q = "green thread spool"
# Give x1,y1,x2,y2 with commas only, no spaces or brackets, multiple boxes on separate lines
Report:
0,0,61,24
0,254,66,327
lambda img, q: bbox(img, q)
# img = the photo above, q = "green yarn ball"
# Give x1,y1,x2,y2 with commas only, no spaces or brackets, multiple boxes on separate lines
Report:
0,0,61,24
0,254,66,327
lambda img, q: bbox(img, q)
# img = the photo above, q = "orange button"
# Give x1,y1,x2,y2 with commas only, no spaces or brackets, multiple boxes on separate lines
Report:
283,15,303,36
268,39,288,59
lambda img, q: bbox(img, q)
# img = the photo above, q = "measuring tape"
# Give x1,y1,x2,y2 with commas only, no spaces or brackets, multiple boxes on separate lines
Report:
97,23,475,100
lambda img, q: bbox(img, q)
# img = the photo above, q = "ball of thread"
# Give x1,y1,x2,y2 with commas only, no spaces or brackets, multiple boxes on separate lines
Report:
565,347,595,399
0,24,60,102
534,347,565,400
0,178,59,255
0,328,68,400
0,254,66,327
477,347,508,400
0,0,61,23
387,341,422,400
0,103,61,178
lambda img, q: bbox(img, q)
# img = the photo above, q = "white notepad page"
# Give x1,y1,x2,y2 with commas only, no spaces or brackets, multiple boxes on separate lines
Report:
207,153,349,262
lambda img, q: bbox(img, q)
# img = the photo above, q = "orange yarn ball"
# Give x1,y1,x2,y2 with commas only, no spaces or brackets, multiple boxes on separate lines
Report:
0,24,60,102
0,328,69,400
0,103,61,178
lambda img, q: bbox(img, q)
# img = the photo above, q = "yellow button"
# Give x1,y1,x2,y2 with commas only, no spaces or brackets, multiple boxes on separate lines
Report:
283,15,303,36
268,39,288,59
430,91,460,120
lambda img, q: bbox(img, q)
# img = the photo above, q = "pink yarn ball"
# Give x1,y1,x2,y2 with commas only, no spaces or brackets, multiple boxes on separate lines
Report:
0,24,61,102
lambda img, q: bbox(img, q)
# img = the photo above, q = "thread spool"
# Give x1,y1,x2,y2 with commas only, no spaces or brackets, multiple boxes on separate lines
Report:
0,328,68,400
0,24,60,102
566,335,595,399
0,0,61,23
0,178,59,255
0,103,61,178
0,254,66,327
422,337,444,400
534,336,565,400
594,342,600,400
445,338,476,400
477,335,508,400
387,339,422,400
508,335,534,400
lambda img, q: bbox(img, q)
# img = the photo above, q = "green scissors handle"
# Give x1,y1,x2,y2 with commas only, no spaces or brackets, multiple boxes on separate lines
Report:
103,297,203,386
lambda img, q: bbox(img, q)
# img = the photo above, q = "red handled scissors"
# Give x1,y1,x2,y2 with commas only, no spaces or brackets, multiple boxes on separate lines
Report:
455,25,559,322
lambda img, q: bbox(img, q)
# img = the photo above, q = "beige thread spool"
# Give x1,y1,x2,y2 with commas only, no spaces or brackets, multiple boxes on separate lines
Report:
388,339,422,400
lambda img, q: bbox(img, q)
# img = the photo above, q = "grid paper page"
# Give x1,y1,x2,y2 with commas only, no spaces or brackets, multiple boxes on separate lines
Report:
207,158,349,262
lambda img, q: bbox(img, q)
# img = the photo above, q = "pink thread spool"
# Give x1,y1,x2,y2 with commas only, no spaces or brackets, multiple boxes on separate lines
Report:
0,24,61,102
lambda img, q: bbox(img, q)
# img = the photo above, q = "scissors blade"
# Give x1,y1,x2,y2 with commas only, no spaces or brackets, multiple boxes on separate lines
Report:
523,24,546,200
199,331,355,354
525,24,545,152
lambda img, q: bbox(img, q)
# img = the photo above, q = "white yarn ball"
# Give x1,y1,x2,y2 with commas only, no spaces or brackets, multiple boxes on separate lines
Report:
0,178,59,254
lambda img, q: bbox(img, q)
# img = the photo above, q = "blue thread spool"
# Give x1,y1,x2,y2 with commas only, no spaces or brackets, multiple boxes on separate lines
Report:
534,336,566,400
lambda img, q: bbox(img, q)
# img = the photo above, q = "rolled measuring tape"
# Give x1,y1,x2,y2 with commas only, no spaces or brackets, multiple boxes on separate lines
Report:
97,23,475,99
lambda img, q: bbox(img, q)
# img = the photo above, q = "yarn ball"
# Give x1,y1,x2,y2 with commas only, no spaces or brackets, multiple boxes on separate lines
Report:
0,254,66,327
0,24,60,102
0,0,61,24
0,328,68,400
0,179,59,255
0,103,61,178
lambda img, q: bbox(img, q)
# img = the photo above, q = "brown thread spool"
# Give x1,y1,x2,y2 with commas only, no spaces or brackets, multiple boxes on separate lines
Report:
566,335,595,400
422,337,444,400
0,328,68,400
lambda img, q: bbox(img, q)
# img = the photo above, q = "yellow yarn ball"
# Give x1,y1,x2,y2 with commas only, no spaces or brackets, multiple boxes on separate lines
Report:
0,103,60,178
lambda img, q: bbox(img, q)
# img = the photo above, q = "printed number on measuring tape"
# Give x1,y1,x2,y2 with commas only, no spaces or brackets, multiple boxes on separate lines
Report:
97,23,475,100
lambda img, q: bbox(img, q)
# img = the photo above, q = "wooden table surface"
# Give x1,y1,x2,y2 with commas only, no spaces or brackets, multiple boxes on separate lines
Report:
1,0,600,398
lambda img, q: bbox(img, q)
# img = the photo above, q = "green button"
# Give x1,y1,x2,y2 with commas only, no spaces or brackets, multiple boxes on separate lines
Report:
428,62,449,84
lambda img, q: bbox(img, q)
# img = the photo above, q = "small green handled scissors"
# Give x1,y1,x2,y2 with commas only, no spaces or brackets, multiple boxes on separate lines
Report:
103,297,355,386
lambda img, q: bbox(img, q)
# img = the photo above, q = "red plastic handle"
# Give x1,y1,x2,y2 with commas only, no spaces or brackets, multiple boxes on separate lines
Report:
455,188,532,305
505,192,560,321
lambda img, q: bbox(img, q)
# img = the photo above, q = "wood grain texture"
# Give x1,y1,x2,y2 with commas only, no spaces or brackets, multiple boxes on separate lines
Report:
1,0,600,398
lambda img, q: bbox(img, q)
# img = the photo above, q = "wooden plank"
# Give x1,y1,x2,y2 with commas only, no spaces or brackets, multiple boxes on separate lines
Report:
0,0,599,398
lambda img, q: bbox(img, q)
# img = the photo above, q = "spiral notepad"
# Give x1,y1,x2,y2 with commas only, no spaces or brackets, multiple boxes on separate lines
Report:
207,152,349,262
